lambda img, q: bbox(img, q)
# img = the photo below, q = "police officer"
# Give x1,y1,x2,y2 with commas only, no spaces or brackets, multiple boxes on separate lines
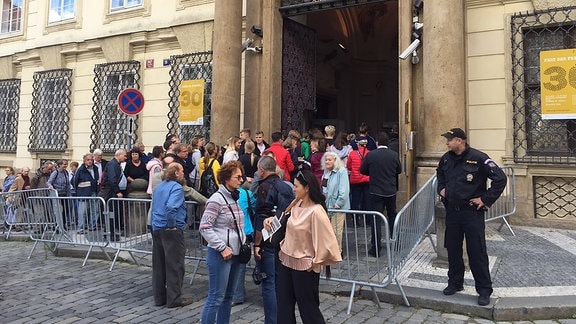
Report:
436,128,507,306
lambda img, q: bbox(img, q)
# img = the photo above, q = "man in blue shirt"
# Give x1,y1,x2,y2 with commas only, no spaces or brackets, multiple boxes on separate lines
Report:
151,163,193,308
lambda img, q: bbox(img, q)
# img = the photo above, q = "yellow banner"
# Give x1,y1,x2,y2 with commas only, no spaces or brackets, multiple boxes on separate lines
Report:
179,79,204,125
540,49,576,119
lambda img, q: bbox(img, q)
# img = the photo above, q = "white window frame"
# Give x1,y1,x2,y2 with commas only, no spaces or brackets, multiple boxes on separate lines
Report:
110,0,142,12
48,0,75,23
1,0,23,34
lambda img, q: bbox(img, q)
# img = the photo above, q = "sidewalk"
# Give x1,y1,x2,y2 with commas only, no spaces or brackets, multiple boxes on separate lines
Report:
2,223,576,322
384,222,576,321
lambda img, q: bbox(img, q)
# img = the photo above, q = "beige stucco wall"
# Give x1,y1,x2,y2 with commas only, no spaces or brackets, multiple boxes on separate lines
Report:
466,0,576,228
0,0,219,169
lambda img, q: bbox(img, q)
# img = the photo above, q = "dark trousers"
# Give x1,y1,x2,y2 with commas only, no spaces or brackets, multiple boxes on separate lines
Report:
445,209,492,296
369,194,397,250
277,263,325,324
152,228,186,307
350,183,370,221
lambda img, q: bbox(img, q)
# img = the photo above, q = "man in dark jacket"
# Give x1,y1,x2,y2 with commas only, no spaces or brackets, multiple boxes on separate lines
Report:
360,132,402,257
436,127,506,306
74,153,100,233
99,149,127,239
252,156,294,324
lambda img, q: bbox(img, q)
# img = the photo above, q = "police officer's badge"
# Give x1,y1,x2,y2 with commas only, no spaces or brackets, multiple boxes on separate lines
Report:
466,173,473,182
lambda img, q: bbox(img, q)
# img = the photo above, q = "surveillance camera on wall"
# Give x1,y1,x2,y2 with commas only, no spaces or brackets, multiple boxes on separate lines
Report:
251,25,263,38
399,39,421,60
242,38,254,52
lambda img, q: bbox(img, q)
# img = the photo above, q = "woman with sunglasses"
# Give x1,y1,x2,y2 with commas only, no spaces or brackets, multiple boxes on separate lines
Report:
270,169,342,324
199,160,246,323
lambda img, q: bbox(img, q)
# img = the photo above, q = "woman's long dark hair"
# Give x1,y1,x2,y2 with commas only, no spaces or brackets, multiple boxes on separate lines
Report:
296,169,327,212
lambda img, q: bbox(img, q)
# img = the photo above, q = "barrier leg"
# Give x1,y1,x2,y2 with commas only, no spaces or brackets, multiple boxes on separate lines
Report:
370,286,381,309
109,249,121,271
82,245,94,267
188,259,201,285
128,251,140,267
346,282,356,315
497,217,515,236
27,240,40,259
99,246,112,261
395,277,411,307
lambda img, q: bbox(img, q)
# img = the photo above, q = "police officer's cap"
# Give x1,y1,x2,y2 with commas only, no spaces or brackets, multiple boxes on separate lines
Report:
441,128,467,140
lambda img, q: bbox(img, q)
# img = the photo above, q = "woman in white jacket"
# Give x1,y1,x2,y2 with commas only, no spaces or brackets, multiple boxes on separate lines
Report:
321,151,350,252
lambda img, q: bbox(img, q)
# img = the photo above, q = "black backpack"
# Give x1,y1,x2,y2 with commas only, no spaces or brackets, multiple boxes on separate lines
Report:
200,159,219,198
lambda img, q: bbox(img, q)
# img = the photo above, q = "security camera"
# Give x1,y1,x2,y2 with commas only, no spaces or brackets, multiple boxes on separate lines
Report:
245,46,263,53
250,25,263,38
242,38,254,52
399,39,421,60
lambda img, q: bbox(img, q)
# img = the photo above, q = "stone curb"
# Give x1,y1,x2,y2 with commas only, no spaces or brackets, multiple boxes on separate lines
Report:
367,285,576,321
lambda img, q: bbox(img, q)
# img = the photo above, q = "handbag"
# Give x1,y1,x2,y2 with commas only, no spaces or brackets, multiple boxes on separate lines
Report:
218,192,251,264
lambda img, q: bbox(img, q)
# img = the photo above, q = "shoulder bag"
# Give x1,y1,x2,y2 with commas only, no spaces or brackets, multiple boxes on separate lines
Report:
218,192,251,264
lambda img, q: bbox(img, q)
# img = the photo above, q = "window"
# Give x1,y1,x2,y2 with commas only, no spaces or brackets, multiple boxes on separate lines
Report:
511,6,576,164
48,0,75,23
1,0,23,34
110,0,141,11
29,70,72,152
166,52,213,143
91,61,141,152
0,79,20,152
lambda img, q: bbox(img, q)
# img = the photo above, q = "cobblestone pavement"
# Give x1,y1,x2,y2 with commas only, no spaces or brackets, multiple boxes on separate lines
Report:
2,237,576,323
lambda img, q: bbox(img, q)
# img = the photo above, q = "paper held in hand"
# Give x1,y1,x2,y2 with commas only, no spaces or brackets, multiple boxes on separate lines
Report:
262,216,282,241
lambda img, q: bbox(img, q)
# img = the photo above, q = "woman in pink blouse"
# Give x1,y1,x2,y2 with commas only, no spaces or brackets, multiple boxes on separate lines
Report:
270,169,342,324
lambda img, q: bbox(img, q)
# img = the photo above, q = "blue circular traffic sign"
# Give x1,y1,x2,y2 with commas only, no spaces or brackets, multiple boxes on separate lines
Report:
117,88,145,115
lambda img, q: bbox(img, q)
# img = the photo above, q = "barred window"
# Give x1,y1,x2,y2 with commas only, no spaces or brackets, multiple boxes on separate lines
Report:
110,0,141,11
91,61,140,153
512,6,576,164
1,0,23,34
48,0,75,23
29,69,72,152
167,52,213,144
0,79,20,152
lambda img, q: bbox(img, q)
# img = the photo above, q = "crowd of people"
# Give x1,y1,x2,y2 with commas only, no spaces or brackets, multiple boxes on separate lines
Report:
0,123,508,318
3,122,506,322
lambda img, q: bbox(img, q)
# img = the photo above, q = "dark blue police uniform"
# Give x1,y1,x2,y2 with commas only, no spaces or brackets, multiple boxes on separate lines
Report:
437,144,507,299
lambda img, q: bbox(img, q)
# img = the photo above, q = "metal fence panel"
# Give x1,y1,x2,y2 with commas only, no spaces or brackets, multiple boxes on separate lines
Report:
25,196,110,266
1,188,57,239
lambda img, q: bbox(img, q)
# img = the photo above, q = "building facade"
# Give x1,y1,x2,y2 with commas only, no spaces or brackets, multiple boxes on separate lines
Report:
0,0,575,228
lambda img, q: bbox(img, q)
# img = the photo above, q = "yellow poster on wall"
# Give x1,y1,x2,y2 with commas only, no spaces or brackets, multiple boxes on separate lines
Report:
179,79,204,125
540,49,576,120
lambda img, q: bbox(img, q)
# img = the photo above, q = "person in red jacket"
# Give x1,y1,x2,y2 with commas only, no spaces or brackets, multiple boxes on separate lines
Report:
346,139,370,227
265,132,295,182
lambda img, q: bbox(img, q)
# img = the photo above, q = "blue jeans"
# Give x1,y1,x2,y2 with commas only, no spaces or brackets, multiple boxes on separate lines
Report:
77,194,100,231
202,247,241,324
232,263,247,304
256,246,278,324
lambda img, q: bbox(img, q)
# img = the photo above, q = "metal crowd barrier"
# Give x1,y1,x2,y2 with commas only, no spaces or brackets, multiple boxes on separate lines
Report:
1,188,58,239
106,198,206,284
485,166,516,235
325,175,438,313
26,196,110,266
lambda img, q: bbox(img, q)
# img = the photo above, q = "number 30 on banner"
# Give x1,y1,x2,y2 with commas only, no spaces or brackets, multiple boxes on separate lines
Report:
542,65,576,91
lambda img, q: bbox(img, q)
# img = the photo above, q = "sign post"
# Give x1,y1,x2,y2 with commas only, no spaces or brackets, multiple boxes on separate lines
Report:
117,88,144,147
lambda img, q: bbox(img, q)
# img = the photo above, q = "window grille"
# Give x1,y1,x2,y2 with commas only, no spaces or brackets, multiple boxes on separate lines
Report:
511,6,576,164
1,0,23,34
0,79,20,152
90,61,140,153
167,52,213,143
29,69,72,152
